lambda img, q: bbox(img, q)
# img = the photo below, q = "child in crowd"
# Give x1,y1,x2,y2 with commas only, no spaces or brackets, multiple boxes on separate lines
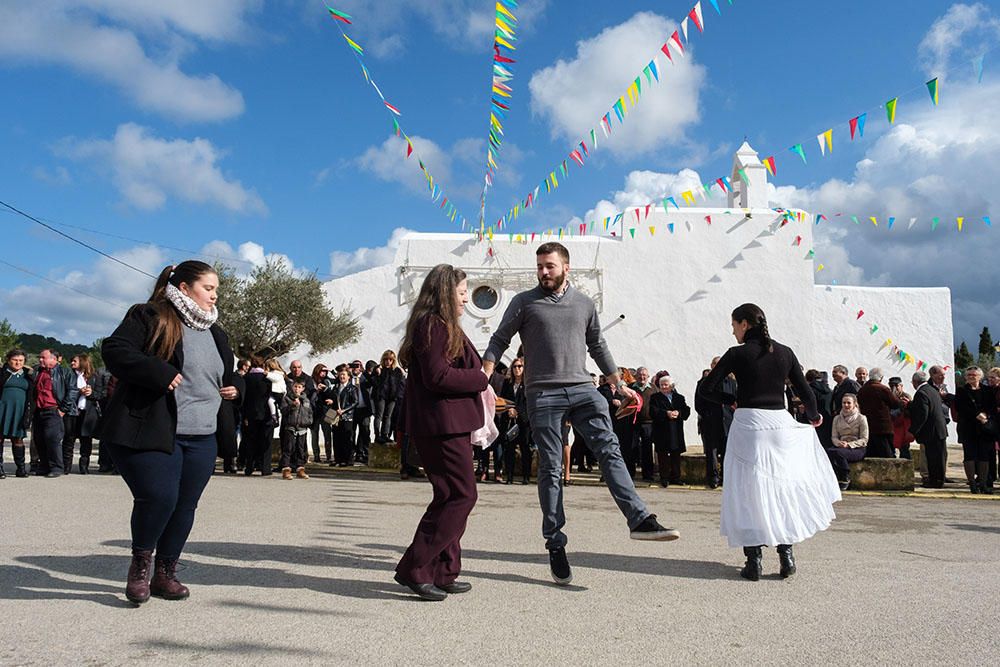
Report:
280,380,313,479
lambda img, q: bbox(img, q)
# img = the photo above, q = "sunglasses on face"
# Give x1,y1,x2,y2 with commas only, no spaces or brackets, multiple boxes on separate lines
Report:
512,365,523,369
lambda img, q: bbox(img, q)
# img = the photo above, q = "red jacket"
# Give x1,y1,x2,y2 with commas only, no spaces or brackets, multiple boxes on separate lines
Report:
402,316,489,437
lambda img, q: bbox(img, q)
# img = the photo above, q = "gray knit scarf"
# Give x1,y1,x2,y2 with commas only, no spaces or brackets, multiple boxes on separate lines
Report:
165,283,218,331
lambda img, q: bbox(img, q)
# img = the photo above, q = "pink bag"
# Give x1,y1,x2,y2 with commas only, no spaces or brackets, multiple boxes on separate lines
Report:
471,385,500,449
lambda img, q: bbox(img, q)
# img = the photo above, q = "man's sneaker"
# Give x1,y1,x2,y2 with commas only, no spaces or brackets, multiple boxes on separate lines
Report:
548,547,573,585
629,514,680,541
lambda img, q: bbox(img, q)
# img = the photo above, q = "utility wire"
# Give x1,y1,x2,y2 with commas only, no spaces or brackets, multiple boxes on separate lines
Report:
0,258,130,309
0,199,157,279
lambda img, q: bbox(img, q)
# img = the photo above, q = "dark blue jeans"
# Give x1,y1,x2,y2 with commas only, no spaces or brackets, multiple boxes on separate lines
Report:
33,408,65,474
107,435,216,559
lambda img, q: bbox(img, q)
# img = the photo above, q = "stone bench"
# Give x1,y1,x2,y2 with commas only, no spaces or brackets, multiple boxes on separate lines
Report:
849,457,914,491
680,453,710,485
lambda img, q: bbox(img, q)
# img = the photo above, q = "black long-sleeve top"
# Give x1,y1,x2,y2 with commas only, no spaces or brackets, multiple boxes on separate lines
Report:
697,329,818,422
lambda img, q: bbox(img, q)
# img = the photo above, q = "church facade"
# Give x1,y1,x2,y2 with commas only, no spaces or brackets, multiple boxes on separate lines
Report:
305,143,953,434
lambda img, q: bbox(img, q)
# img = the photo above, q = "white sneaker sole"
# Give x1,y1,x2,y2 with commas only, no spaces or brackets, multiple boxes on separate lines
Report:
630,529,681,541
551,571,573,586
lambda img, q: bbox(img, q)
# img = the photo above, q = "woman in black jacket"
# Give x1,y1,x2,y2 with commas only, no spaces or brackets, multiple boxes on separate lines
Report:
373,350,404,444
330,364,359,466
698,303,840,581
954,366,997,494
101,260,242,605
649,375,690,488
500,358,532,484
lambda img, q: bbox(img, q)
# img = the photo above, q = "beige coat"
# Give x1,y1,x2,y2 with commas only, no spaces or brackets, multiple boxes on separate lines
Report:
832,412,869,448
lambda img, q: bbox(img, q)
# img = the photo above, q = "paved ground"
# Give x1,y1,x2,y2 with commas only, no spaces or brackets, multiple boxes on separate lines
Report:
2,470,999,666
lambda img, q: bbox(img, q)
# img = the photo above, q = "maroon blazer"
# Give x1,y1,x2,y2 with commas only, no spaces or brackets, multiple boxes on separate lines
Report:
857,381,901,436
403,316,489,437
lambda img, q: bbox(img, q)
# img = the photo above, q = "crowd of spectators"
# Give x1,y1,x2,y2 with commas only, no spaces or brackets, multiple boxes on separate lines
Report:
3,346,999,494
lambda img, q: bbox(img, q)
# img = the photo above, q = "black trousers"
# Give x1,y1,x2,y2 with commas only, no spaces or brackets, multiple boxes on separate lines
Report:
826,445,867,481
656,448,682,483
373,399,396,441
353,410,372,462
635,423,656,480
309,421,332,462
62,412,93,471
570,429,594,471
503,427,533,480
33,408,65,474
866,433,895,458
243,419,272,473
333,421,355,465
918,437,946,486
614,418,636,478
702,426,727,483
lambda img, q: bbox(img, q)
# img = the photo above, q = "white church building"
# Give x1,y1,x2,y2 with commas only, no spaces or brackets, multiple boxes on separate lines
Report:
303,143,953,437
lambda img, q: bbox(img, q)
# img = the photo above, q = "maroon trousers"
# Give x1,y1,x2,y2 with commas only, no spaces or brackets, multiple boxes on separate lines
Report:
396,433,477,586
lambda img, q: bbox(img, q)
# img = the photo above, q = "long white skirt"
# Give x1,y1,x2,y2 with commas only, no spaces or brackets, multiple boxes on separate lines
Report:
720,408,842,548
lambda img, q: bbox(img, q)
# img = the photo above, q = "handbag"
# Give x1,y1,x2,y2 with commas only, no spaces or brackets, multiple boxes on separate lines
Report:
324,388,343,426
505,422,520,442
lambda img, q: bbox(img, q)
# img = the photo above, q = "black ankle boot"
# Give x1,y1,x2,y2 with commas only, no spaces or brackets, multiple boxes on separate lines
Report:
79,456,90,475
740,546,762,581
13,446,27,478
777,544,796,578
0,444,5,479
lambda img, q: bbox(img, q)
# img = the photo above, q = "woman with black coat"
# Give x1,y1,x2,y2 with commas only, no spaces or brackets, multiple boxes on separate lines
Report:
241,357,275,476
698,303,840,582
500,358,532,484
1,349,35,478
373,350,404,444
100,260,242,605
649,375,690,488
954,366,997,493
330,365,359,466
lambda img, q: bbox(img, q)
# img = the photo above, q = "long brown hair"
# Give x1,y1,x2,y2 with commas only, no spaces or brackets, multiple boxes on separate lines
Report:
399,264,467,367
73,354,94,380
147,260,217,361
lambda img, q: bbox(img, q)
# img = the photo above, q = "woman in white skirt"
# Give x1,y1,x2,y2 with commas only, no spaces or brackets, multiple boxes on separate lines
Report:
697,303,841,581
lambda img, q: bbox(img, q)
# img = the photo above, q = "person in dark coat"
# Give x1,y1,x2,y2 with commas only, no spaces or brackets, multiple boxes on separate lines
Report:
830,365,861,417
330,365,359,466
806,369,834,450
373,350,404,444
32,349,77,477
100,260,241,605
649,375,690,487
598,373,638,478
241,357,275,476
856,368,904,458
954,366,997,493
0,349,34,478
908,370,948,489
500,357,532,484
695,357,737,488
394,264,488,602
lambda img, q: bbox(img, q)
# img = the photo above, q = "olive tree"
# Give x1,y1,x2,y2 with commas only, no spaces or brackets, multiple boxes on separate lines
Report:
216,259,361,360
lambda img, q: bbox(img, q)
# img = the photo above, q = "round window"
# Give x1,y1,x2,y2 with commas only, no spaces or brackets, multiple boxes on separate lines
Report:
472,285,499,311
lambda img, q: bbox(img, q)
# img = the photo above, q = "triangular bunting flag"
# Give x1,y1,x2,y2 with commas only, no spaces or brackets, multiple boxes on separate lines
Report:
957,216,964,231
689,2,704,32
762,156,776,175
886,98,898,124
790,144,807,164
326,6,352,24
926,77,939,105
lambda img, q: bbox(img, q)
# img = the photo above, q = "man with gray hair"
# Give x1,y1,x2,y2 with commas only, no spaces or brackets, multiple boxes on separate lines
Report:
908,370,948,488
857,367,904,457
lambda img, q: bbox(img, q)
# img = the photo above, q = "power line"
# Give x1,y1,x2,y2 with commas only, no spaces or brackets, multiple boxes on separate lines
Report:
0,199,157,279
0,203,339,279
0,258,130,309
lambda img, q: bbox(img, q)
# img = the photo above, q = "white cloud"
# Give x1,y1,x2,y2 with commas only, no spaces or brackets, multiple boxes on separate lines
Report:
918,3,1000,75
355,135,455,198
198,240,299,277
0,2,256,121
578,168,722,226
32,166,73,187
60,123,267,215
529,11,705,156
323,0,549,57
0,245,167,344
328,226,414,277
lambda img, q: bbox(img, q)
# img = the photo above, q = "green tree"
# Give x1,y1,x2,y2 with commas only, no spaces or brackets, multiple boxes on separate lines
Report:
955,341,975,371
977,326,996,369
88,337,105,369
216,259,361,360
0,318,20,355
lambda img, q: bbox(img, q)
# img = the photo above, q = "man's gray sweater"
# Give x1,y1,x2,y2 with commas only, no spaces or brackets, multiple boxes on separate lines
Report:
484,284,618,391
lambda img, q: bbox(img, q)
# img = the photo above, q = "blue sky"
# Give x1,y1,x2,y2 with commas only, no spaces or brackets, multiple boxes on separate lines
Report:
1,0,998,351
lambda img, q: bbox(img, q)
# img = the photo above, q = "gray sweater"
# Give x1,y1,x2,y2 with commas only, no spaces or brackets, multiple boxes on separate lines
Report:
484,284,617,391
174,326,224,436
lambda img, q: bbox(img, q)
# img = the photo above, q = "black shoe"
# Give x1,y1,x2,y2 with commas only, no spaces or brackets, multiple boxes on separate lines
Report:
777,544,797,578
970,483,980,494
670,479,687,487
393,573,447,601
839,479,851,491
740,546,762,581
0,466,5,480
437,581,472,594
15,466,28,478
548,547,573,586
45,472,61,478
630,514,680,541
659,479,669,488
982,484,994,495
708,477,720,489
521,477,530,485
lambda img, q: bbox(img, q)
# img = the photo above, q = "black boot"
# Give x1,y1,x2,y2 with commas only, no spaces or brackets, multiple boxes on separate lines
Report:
13,446,27,478
0,444,5,479
777,544,797,578
740,546,762,581
79,456,90,475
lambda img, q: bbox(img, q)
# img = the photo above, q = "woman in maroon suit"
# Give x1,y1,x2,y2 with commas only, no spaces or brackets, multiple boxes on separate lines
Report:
394,264,489,601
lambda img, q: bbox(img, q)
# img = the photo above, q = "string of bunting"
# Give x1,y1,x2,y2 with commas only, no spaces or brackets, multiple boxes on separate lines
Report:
325,6,470,229
479,0,520,227
491,48,989,243
483,0,737,238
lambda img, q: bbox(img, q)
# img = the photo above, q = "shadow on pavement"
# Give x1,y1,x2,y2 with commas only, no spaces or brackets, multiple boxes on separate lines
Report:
358,543,733,581
946,523,1000,534
18,551,401,602
138,638,333,659
0,564,127,608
